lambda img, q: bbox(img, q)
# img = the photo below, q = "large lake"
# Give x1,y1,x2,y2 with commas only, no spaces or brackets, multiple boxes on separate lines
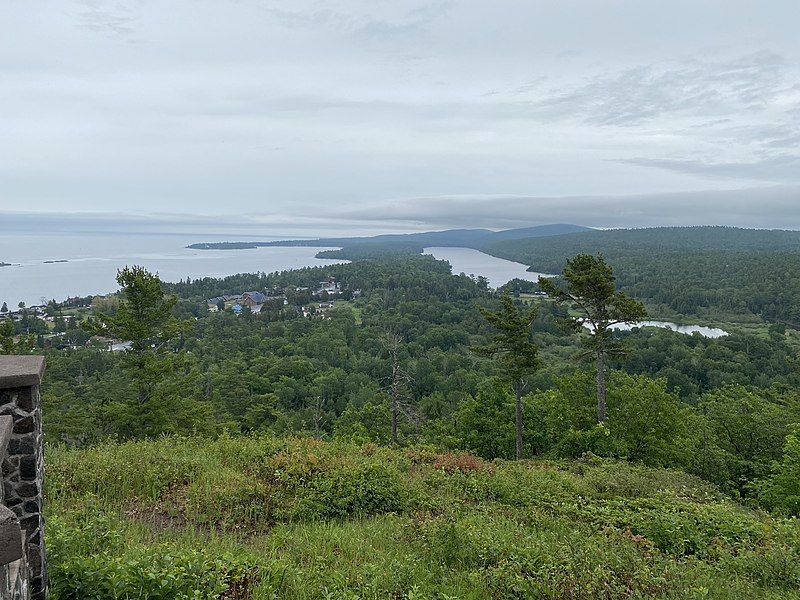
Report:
0,236,730,338
0,233,345,307
424,246,553,289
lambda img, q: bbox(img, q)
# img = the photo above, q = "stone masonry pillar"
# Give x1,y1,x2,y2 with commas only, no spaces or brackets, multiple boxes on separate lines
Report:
0,357,46,599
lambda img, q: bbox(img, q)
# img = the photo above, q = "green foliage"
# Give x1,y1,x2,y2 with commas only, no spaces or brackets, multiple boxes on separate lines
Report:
528,370,697,466
0,317,34,354
452,380,517,459
47,436,800,599
48,513,257,600
485,226,800,324
697,386,795,494
474,292,539,459
288,461,408,520
755,429,800,515
85,266,190,406
473,293,539,386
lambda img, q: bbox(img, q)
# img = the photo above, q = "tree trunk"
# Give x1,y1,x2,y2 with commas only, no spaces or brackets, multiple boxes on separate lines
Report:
596,351,606,422
514,383,523,460
313,396,323,440
138,384,148,405
391,394,398,444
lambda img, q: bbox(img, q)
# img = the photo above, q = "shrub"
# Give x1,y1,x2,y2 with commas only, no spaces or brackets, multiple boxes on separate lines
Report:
433,452,493,475
286,462,409,520
754,430,800,516
48,514,258,600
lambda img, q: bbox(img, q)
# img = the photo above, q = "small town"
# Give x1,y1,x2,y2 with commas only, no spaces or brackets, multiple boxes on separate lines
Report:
0,275,361,352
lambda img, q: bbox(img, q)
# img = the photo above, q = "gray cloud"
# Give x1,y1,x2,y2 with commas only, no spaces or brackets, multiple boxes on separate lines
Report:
4,187,799,236
74,0,138,39
1,1,799,226
332,187,800,230
531,51,793,126
617,155,800,183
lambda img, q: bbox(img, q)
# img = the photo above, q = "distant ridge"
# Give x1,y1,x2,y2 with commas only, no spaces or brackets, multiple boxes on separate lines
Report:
186,224,593,250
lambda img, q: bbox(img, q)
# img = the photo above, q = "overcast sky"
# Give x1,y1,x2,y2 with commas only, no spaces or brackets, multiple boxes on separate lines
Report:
2,1,799,233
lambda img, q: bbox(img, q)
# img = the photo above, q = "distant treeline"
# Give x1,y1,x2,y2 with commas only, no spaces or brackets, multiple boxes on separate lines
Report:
312,226,800,324
481,227,800,324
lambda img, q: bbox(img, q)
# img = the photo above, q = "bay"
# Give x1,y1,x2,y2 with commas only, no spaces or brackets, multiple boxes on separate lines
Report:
0,233,343,308
423,246,553,289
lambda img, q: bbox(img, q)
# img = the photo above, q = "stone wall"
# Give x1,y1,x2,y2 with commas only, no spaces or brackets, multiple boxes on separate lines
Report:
0,356,46,600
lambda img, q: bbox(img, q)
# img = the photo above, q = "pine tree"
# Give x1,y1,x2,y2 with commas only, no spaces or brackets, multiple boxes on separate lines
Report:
539,253,646,422
85,266,188,404
474,292,539,460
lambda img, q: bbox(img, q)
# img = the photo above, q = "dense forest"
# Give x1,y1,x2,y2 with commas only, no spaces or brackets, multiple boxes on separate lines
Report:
482,227,800,324
309,226,800,324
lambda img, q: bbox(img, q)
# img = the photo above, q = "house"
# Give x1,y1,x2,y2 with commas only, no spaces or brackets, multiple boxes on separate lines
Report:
319,301,334,309
313,276,341,297
241,291,267,308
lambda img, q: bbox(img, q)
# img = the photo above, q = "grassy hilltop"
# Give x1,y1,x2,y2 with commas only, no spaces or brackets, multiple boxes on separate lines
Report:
48,436,800,599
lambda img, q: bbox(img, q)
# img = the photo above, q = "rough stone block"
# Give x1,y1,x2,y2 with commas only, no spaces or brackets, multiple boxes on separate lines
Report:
8,437,35,457
19,456,36,480
1,456,17,477
15,482,38,497
0,505,23,566
0,415,11,458
0,356,45,390
15,388,34,412
13,416,34,435
19,515,40,533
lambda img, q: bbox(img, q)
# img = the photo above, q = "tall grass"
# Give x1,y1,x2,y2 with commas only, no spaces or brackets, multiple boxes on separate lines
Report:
46,436,800,599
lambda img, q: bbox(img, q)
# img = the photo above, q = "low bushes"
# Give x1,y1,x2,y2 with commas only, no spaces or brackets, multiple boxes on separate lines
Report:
48,514,258,600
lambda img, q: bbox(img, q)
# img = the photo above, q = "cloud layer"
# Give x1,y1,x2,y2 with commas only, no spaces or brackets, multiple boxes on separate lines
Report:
1,1,798,230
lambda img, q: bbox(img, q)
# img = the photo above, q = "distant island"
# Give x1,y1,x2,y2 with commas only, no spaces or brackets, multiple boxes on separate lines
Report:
0,262,11,267
186,224,593,251
43,259,69,264
188,241,297,250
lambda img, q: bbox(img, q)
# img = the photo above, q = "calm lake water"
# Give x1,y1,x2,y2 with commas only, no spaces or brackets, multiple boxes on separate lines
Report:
605,321,728,338
424,246,553,289
0,233,345,307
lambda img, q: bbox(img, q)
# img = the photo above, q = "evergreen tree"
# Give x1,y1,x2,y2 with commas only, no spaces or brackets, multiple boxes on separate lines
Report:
0,301,7,313
0,319,34,355
539,253,646,422
85,266,188,404
474,292,539,460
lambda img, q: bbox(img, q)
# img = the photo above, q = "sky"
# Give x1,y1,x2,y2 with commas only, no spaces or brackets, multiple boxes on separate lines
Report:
1,0,800,234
